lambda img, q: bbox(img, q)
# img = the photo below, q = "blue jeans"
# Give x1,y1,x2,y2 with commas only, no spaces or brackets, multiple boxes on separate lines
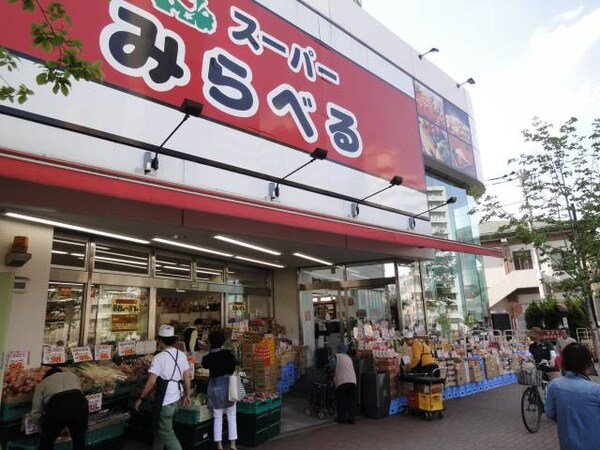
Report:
152,401,182,450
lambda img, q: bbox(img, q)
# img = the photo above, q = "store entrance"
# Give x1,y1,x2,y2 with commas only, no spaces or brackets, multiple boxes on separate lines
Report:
155,288,223,347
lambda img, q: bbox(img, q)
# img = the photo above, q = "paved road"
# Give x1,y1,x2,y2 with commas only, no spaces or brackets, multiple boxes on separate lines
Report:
260,383,559,450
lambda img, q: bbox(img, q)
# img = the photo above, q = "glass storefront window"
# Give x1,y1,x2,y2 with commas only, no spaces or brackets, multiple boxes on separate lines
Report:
87,285,149,344
44,282,85,347
397,262,424,331
94,241,150,275
51,235,87,269
155,252,192,279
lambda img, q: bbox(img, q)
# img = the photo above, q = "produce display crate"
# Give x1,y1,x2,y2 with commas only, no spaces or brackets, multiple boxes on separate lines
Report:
236,400,269,415
174,420,218,450
0,402,31,422
87,421,127,446
237,426,269,448
1,418,25,445
175,405,213,425
268,421,281,439
268,396,282,410
269,408,281,425
237,412,270,432
417,393,443,412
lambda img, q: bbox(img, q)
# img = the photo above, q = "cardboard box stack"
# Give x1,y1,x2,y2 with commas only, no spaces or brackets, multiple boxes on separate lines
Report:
253,337,278,393
483,356,501,379
299,346,309,375
440,359,456,387
454,358,469,386
375,357,400,398
468,359,484,382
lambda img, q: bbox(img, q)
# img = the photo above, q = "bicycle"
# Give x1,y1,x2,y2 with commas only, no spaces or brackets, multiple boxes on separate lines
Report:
517,368,547,433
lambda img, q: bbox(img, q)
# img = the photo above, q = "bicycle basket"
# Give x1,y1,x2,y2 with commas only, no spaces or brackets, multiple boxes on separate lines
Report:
517,369,543,387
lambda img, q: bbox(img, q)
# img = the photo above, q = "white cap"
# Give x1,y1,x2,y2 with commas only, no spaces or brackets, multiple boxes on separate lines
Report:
158,324,175,338
403,330,414,339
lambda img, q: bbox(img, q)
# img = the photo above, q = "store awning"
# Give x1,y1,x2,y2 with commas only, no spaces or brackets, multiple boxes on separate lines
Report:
0,151,502,265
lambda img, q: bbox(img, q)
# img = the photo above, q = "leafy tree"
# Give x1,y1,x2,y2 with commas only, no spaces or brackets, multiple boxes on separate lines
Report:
1,0,102,104
524,301,543,329
565,296,589,333
477,116,600,352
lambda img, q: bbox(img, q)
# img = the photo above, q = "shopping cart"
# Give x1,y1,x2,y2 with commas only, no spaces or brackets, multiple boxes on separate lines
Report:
304,380,335,419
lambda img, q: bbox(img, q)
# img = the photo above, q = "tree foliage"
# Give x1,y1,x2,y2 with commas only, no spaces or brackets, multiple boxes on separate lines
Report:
477,116,600,347
0,0,103,104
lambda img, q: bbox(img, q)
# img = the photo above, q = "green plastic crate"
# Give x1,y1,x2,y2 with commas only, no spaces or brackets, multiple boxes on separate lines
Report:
236,400,269,415
268,397,282,410
269,421,281,439
237,427,269,447
0,402,31,422
87,422,127,446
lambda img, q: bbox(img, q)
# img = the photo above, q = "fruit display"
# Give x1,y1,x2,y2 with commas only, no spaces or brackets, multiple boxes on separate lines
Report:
239,392,279,403
118,355,152,380
2,367,51,401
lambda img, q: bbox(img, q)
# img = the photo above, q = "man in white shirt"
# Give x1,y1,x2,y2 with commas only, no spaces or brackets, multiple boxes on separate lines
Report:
134,324,192,450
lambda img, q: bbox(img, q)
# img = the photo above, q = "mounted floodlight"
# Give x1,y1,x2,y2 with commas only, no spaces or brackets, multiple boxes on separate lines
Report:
408,196,457,230
147,98,204,173
269,147,328,200
456,78,476,88
418,47,439,60
350,175,403,218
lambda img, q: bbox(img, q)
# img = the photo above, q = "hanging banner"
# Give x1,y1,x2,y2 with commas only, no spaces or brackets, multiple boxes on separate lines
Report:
111,314,139,332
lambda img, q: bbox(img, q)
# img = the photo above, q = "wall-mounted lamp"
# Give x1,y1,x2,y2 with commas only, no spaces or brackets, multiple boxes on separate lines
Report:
408,196,457,230
456,78,475,88
418,47,439,60
350,175,403,218
146,98,204,174
269,147,328,200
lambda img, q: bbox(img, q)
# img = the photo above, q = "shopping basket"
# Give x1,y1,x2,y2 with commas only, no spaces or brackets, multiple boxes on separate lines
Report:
517,369,543,387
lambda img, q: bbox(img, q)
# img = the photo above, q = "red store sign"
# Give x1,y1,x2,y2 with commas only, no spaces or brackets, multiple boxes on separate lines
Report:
1,0,426,191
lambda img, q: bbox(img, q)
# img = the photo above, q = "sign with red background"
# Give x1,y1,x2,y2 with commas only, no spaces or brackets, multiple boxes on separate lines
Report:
1,0,426,191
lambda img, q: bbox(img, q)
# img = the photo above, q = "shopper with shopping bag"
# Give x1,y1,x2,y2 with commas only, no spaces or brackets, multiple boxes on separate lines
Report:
202,330,238,450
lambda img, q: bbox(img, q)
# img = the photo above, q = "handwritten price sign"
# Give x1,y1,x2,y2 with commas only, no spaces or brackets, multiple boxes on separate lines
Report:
86,393,103,413
5,351,29,372
72,347,93,363
117,341,136,357
94,344,112,361
42,346,65,365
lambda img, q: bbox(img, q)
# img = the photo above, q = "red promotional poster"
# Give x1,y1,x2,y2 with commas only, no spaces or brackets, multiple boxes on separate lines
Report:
0,0,426,191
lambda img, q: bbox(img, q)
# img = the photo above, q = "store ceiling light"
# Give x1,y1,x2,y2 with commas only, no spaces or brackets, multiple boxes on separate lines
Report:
292,252,334,266
95,255,148,266
152,238,233,257
4,212,150,244
51,250,68,255
197,269,222,276
234,256,285,268
214,235,281,256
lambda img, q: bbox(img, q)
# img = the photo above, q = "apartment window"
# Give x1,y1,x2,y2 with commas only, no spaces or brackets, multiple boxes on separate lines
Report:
512,250,533,270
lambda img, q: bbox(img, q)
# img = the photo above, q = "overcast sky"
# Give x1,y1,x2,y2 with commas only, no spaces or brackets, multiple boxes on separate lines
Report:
361,0,600,210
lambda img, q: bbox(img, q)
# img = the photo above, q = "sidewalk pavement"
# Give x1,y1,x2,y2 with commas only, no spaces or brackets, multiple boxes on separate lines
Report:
124,383,559,449
259,383,559,450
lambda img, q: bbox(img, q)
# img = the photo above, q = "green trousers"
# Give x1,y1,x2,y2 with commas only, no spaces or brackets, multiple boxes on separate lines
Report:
152,402,182,450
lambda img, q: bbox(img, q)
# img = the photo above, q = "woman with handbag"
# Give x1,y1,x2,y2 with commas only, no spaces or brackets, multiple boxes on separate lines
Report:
202,330,237,450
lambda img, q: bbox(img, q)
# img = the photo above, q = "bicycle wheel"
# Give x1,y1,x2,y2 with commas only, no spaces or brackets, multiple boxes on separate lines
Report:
521,387,542,433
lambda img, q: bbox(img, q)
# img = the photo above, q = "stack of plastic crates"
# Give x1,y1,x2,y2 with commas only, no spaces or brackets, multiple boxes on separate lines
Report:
277,362,297,395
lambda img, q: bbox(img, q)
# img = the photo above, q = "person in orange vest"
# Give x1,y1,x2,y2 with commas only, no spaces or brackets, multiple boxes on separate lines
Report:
403,330,439,376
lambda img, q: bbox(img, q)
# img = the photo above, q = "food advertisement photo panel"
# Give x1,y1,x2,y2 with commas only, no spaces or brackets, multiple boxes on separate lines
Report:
0,0,426,191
